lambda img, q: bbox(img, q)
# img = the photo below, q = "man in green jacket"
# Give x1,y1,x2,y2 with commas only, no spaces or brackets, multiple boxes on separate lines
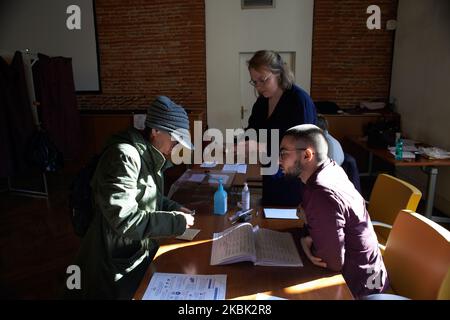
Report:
66,96,195,299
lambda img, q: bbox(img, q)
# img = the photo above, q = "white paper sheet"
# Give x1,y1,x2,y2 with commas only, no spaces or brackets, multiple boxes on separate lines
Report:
388,146,419,152
188,173,206,183
176,228,201,241
389,151,416,159
142,273,227,300
263,208,299,219
208,174,229,185
222,163,247,174
200,161,217,168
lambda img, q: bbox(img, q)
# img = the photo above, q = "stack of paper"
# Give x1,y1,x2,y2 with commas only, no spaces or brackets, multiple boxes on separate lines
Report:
419,147,450,159
389,151,416,159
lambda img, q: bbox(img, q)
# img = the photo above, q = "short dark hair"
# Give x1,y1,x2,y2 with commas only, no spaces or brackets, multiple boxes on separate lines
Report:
284,124,329,163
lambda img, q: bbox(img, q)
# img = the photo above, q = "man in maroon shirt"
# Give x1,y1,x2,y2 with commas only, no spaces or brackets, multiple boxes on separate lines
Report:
279,124,389,298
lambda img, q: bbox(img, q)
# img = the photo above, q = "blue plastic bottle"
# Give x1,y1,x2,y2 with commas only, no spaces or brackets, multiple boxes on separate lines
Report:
395,132,403,160
214,178,227,215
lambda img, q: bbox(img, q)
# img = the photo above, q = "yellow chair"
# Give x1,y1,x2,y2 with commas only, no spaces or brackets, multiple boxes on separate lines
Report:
367,174,422,251
383,210,450,299
437,267,450,300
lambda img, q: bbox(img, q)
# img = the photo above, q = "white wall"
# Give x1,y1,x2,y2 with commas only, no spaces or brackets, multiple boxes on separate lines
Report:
0,0,100,92
205,0,314,132
390,0,450,215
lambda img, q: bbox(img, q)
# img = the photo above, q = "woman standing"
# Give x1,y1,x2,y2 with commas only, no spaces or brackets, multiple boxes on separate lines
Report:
246,50,317,206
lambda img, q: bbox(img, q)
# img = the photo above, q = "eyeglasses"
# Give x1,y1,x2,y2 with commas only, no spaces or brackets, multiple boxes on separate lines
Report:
279,148,307,160
249,73,273,87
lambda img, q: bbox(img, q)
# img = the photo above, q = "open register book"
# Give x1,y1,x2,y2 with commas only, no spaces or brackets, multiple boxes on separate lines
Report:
210,223,303,267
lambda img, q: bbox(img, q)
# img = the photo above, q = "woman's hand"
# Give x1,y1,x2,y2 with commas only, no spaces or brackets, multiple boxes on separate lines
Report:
300,236,327,268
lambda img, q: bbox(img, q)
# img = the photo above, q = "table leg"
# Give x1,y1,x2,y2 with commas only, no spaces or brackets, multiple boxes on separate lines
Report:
422,166,438,219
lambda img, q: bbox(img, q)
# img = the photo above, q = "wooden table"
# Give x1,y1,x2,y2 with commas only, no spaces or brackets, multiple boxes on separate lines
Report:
347,136,450,222
134,166,354,300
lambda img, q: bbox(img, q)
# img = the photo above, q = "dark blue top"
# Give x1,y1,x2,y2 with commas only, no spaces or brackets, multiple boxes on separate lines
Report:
247,84,317,206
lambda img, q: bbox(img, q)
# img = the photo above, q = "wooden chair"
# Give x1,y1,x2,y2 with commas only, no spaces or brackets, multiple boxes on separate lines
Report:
367,174,422,251
437,267,450,300
383,210,450,299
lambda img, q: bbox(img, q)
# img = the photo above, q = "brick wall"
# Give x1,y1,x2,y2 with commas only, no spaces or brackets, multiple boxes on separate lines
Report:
78,0,397,112
77,0,206,111
311,0,398,109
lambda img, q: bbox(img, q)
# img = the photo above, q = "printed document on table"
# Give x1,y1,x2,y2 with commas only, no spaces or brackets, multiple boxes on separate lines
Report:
142,273,227,300
208,174,229,185
263,208,299,219
187,173,206,183
222,163,247,174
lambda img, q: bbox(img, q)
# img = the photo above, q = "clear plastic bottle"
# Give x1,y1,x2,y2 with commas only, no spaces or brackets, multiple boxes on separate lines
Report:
214,178,227,215
395,132,403,160
241,183,250,211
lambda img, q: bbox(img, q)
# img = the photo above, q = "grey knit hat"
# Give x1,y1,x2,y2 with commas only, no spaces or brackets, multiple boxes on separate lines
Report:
145,96,193,150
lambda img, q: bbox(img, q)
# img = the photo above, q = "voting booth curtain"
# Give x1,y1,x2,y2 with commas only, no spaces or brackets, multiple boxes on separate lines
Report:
0,51,81,178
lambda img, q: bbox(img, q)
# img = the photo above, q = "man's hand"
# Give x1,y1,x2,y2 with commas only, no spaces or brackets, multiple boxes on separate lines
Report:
300,236,327,268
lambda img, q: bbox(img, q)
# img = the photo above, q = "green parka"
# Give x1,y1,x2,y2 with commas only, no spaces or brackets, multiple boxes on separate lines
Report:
68,127,187,299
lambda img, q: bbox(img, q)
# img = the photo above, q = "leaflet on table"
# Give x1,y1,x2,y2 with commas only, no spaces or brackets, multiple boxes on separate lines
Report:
142,273,227,300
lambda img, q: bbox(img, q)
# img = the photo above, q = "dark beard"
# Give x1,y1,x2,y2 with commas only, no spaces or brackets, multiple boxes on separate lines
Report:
283,159,302,179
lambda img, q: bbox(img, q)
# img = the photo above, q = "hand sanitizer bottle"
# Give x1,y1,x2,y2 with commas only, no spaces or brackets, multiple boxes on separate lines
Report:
214,178,227,215
241,183,250,211
395,132,403,160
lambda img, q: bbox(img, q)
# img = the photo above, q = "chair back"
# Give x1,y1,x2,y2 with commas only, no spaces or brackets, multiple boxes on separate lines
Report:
368,174,422,242
437,267,450,300
384,210,450,299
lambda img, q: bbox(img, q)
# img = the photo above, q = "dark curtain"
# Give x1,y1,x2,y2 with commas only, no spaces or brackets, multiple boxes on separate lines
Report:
0,52,36,177
33,53,81,160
